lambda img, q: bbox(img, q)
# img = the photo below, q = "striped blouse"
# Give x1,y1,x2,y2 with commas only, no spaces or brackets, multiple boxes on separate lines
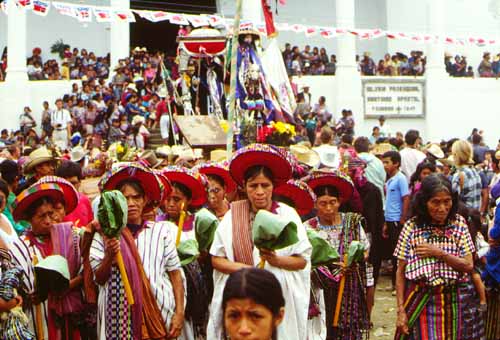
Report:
394,214,475,286
90,221,181,336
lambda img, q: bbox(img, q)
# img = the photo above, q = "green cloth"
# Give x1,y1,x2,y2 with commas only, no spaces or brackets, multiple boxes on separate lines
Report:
307,229,339,267
177,239,200,266
5,192,27,235
194,208,219,252
347,241,365,266
98,190,128,238
252,210,299,250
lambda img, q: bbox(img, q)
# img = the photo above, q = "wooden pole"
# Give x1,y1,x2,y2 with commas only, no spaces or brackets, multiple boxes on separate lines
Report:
227,0,243,159
333,253,348,326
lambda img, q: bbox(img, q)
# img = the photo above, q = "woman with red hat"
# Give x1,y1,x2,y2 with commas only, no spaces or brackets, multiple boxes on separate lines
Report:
196,162,236,220
8,180,86,339
207,144,312,340
90,163,185,340
161,165,210,339
304,170,371,340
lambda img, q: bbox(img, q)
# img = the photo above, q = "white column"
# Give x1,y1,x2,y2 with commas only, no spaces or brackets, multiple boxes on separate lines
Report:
6,0,28,82
333,0,362,126
425,0,446,77
241,0,262,23
110,0,130,71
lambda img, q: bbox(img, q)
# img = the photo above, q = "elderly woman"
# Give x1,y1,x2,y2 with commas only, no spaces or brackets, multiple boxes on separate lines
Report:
394,174,484,339
196,162,236,220
8,180,85,339
90,163,185,340
207,144,312,340
451,140,482,210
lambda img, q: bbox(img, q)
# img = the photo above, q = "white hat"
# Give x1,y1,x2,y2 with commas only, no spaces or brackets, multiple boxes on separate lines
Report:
133,75,144,83
70,145,87,162
127,83,137,92
157,86,168,98
131,115,145,126
313,145,340,168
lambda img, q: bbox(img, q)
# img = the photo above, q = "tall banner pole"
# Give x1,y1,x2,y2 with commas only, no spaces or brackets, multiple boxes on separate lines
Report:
227,0,243,159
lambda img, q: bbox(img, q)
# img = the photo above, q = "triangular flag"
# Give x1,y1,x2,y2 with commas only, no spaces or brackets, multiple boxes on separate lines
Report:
32,0,49,16
93,7,113,23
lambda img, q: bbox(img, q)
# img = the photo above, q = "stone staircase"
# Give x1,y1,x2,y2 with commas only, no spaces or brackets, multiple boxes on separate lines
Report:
146,127,166,151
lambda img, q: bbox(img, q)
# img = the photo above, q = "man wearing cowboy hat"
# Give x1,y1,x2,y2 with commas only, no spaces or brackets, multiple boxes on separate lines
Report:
16,147,57,194
50,99,72,151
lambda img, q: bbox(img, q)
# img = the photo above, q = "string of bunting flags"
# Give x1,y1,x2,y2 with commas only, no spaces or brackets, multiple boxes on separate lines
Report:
1,0,500,47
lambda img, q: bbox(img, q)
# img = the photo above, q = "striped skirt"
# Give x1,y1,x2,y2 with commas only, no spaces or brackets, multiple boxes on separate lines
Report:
395,281,486,340
485,287,500,340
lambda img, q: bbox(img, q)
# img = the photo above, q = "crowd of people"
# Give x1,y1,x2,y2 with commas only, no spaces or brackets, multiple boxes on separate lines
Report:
0,87,500,340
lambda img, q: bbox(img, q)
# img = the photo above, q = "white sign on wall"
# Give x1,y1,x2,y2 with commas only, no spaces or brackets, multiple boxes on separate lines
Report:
362,79,425,118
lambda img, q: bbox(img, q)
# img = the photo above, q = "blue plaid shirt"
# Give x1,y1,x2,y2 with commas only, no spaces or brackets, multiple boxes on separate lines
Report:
452,166,482,210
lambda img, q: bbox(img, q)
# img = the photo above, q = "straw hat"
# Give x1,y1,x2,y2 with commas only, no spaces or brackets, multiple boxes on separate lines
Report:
139,150,163,169
425,143,444,160
210,149,228,162
24,147,57,174
290,144,320,168
131,115,145,126
126,83,137,92
371,143,394,156
156,145,173,158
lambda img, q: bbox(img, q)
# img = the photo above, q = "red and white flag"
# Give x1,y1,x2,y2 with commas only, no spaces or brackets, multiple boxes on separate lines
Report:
257,23,267,35
93,6,113,22
207,15,224,27
169,13,188,25
290,24,305,33
305,26,318,37
114,9,136,22
32,0,49,16
75,5,92,22
16,0,32,9
319,27,335,38
52,2,76,17
187,14,209,27
142,10,170,22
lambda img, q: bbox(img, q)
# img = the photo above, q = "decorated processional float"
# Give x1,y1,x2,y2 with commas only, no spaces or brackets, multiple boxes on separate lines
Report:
172,0,297,152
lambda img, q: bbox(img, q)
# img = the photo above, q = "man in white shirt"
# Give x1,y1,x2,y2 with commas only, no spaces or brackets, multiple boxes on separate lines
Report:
377,115,391,138
399,129,426,181
51,99,72,151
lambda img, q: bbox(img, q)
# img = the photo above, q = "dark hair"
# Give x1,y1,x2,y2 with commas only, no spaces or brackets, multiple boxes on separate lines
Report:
55,161,83,180
243,165,274,184
471,133,482,145
207,174,225,189
0,178,9,199
413,174,458,226
223,268,284,338
172,181,192,200
382,151,401,166
354,137,370,153
116,179,145,198
409,161,436,189
341,134,353,145
313,185,340,199
0,160,19,185
25,196,55,219
404,129,420,146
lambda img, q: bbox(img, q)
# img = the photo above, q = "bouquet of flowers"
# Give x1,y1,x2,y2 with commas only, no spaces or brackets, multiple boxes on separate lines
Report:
259,121,296,147
108,142,138,162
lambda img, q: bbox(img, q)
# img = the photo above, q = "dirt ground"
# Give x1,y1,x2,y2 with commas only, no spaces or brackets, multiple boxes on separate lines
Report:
370,275,397,339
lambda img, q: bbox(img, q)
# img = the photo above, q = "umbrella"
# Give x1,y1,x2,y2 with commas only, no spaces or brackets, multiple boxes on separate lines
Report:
98,190,134,305
194,208,219,252
177,239,201,266
307,229,339,268
34,255,70,301
252,210,299,268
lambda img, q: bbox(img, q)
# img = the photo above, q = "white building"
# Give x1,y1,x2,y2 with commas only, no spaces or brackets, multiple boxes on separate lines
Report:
1,0,500,145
